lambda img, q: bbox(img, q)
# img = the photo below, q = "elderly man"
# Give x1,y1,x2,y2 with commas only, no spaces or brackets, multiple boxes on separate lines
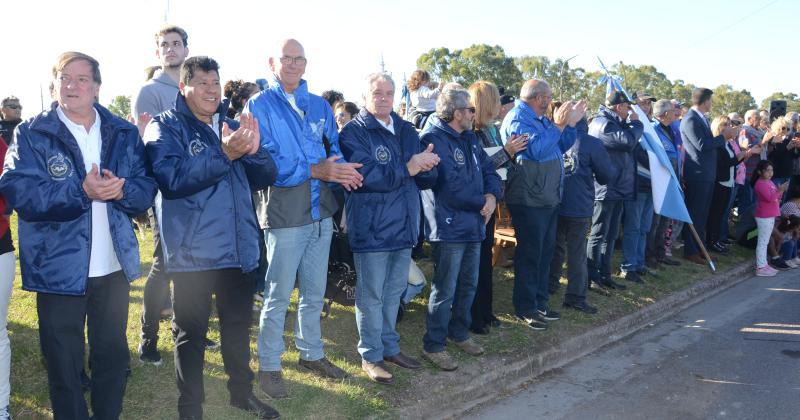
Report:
420,87,501,370
246,39,361,398
587,92,644,287
635,91,656,121
145,56,279,420
501,80,586,330
0,52,157,420
646,100,683,268
680,88,738,264
0,97,21,144
339,73,439,383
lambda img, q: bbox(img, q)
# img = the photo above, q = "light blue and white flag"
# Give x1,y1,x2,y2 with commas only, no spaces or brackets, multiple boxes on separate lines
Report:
598,58,692,224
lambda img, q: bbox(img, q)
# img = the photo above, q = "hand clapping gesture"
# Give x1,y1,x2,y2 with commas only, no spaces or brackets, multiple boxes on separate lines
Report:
83,164,125,201
407,143,440,176
221,113,260,161
553,100,588,128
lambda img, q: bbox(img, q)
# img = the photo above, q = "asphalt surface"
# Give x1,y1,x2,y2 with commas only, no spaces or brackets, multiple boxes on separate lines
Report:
467,267,800,420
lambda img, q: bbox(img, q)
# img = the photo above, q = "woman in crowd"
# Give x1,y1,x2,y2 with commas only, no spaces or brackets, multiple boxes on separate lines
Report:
223,79,259,120
707,116,757,253
334,101,359,131
466,81,527,335
765,116,799,199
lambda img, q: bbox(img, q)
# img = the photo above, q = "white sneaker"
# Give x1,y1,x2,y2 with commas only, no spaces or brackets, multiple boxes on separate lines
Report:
756,266,777,277
792,257,800,266
786,259,798,269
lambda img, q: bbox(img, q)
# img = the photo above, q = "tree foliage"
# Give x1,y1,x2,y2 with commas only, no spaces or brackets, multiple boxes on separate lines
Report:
711,85,757,117
107,95,131,119
417,44,522,94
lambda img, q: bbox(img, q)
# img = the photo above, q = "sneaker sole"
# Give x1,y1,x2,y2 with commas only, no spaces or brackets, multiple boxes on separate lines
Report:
139,357,162,366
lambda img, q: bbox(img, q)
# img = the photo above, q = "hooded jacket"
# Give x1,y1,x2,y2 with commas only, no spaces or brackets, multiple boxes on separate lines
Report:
244,75,341,229
339,109,437,252
420,117,502,242
559,120,618,218
0,102,157,295
589,105,644,201
144,95,277,273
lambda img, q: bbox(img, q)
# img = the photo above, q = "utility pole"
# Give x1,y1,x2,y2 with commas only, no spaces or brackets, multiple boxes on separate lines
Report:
379,53,386,73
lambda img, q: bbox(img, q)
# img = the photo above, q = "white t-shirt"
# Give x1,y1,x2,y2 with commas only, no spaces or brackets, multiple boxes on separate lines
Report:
377,117,395,135
410,85,440,112
286,94,305,118
56,107,122,277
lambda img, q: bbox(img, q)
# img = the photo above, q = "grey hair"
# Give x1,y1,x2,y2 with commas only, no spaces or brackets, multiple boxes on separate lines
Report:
519,79,550,101
364,72,395,95
728,112,742,121
653,99,673,118
436,87,470,121
744,109,759,121
786,111,799,123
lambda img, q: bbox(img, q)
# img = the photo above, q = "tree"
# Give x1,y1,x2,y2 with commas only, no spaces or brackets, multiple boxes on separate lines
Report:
515,55,585,102
760,92,800,113
417,44,522,93
107,95,131,119
710,85,757,118
670,80,695,108
612,62,673,102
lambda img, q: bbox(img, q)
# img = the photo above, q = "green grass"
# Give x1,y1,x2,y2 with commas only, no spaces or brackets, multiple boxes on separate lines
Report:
6,216,750,419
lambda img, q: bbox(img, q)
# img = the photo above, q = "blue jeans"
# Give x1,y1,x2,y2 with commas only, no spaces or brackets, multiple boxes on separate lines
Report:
258,218,332,371
423,242,480,353
508,205,559,318
781,239,797,260
587,200,624,281
353,249,411,363
621,192,654,272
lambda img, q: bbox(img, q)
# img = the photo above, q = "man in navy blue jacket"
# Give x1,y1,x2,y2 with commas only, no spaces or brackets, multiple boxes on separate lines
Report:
419,87,502,371
548,118,617,314
339,73,439,383
144,56,279,420
0,52,157,420
679,88,737,264
587,92,644,289
501,80,586,331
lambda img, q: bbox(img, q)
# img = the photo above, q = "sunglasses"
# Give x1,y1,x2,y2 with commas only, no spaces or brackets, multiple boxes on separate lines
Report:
3,104,20,110
459,107,476,113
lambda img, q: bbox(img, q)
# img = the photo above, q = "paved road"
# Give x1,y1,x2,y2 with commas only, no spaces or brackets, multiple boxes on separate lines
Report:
467,269,800,420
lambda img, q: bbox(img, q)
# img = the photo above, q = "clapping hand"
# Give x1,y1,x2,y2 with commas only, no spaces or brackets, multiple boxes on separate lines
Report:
221,113,260,161
311,155,364,191
83,164,125,201
407,143,440,176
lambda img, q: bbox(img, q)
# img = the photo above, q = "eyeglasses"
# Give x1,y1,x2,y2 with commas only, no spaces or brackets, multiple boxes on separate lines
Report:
3,104,20,110
279,56,307,66
731,120,742,126
458,107,476,113
781,127,790,131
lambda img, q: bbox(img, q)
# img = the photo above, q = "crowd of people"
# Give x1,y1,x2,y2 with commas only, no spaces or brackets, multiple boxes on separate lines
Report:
0,24,796,420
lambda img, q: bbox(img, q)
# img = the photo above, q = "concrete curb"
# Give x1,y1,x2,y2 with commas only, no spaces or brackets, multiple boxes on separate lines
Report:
397,261,753,419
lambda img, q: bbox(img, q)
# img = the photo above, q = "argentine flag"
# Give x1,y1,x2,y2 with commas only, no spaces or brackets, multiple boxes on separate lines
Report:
599,59,692,224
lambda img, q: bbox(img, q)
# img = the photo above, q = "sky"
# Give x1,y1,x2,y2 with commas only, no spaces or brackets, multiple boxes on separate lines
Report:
2,0,793,120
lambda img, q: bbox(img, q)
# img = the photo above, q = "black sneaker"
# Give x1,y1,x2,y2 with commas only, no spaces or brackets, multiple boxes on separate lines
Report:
709,242,729,254
563,301,598,314
537,309,561,321
621,271,644,284
138,340,162,366
231,394,280,419
771,258,791,271
516,314,547,331
598,276,627,290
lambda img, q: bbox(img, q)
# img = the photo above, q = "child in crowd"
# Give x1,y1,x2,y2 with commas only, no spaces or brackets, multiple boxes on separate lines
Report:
769,215,800,269
752,160,789,276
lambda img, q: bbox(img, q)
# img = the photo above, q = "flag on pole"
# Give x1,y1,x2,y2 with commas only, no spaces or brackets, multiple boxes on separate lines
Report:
597,58,692,224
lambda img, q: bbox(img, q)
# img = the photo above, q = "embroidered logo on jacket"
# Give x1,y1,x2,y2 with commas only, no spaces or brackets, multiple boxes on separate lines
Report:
189,133,206,156
47,153,74,180
454,148,465,165
375,145,391,164
563,149,579,177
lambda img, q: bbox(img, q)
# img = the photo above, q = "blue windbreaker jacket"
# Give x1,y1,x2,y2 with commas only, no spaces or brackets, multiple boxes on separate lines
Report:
420,118,502,242
339,109,437,253
0,102,157,295
144,95,277,273
244,75,341,227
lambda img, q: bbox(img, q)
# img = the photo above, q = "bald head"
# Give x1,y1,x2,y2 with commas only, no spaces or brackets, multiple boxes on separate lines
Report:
520,79,552,116
269,38,307,93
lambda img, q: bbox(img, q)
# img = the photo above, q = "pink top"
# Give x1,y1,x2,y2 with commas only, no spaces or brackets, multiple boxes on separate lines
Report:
754,179,781,218
728,140,746,185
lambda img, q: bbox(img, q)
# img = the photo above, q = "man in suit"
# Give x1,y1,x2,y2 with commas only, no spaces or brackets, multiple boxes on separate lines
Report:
679,88,738,264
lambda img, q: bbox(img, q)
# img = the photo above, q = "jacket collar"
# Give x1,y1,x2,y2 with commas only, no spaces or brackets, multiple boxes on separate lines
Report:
514,99,545,121
29,101,129,136
358,108,402,133
266,74,309,113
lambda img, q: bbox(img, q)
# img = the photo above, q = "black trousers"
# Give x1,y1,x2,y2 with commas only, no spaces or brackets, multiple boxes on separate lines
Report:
37,271,130,420
683,180,715,257
549,216,591,305
470,213,496,329
172,269,255,418
140,222,171,343
706,183,732,245
646,214,670,261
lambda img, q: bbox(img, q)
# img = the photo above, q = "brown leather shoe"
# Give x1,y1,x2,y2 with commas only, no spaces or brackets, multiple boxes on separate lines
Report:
683,254,706,265
361,360,393,384
384,352,422,370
